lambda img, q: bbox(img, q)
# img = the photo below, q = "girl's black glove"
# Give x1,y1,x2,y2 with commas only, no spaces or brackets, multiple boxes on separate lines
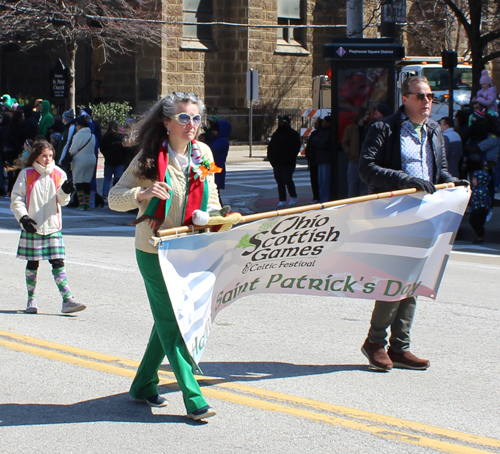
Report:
61,179,76,194
20,215,37,233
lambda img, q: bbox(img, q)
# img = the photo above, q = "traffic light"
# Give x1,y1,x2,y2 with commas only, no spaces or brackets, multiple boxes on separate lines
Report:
442,50,458,69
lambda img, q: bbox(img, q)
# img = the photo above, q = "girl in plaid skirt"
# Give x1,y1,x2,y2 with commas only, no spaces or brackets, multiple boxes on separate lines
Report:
10,141,86,314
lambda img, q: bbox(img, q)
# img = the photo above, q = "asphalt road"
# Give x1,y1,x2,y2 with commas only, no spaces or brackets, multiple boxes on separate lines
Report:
1,161,499,454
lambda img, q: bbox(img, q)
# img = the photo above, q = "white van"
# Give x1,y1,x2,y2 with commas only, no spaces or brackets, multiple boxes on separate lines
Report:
397,58,472,120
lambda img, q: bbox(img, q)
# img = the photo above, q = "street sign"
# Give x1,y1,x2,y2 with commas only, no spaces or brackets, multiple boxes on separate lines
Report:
246,69,259,102
50,59,70,98
246,69,259,158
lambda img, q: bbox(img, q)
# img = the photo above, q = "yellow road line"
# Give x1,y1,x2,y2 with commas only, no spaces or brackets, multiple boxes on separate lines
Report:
189,386,494,454
0,339,138,380
1,330,498,454
216,381,500,450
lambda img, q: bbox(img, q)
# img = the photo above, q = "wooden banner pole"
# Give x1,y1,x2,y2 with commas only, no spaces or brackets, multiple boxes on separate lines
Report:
153,183,456,241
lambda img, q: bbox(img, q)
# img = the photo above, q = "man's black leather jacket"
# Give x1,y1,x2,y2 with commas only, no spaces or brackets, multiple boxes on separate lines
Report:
359,106,458,194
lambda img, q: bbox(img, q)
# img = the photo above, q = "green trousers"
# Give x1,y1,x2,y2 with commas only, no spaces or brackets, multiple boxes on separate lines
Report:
130,250,208,414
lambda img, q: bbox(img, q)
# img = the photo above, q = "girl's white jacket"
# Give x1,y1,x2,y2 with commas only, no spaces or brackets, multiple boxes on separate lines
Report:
10,161,71,235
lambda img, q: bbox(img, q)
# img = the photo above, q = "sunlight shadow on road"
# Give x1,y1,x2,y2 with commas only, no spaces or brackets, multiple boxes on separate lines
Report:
0,393,202,427
166,361,374,383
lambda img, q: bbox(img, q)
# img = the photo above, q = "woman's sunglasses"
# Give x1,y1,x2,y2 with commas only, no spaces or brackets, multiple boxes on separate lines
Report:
171,113,202,126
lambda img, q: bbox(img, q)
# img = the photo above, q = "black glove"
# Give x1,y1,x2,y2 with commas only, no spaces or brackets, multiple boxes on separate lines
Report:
20,215,37,233
61,179,76,194
406,177,436,194
454,179,470,187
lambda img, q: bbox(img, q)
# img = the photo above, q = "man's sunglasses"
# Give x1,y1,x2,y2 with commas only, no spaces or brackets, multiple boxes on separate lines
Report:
169,91,199,102
405,92,435,101
171,113,202,126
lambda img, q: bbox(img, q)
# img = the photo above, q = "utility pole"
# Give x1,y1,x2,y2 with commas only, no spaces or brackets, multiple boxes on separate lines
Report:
380,0,406,38
329,0,363,202
346,0,363,38
330,0,363,201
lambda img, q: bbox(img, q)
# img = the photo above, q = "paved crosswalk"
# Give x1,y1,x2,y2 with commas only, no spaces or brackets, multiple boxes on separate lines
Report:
225,162,311,190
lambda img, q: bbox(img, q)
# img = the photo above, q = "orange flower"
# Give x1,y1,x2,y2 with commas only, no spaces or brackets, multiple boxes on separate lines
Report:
198,162,222,181
209,162,222,174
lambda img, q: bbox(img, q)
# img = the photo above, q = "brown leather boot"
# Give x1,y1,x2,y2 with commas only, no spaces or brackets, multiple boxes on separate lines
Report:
361,339,393,371
387,348,430,370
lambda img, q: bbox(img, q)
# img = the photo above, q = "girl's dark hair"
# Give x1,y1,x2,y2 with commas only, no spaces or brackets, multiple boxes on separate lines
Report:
24,141,55,168
131,93,205,181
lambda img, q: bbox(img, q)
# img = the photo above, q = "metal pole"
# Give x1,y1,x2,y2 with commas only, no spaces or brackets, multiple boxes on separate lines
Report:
249,68,253,158
346,0,363,38
331,66,339,201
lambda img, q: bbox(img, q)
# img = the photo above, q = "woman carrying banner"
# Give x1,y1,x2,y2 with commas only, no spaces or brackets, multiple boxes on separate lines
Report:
108,92,221,421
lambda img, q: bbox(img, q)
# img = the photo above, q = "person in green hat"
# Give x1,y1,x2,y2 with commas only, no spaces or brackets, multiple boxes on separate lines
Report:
38,100,54,140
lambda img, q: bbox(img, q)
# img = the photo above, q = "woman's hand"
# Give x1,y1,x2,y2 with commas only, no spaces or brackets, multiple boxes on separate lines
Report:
137,182,172,202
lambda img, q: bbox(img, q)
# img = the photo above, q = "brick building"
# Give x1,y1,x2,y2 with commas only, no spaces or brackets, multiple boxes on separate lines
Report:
98,0,345,115
1,1,343,118
3,0,490,141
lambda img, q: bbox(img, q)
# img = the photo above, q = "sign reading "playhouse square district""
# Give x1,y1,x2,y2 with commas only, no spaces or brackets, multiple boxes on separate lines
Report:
158,187,470,364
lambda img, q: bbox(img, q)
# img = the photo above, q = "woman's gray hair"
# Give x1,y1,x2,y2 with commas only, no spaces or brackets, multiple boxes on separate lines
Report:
128,92,205,149
131,92,206,180
161,92,205,119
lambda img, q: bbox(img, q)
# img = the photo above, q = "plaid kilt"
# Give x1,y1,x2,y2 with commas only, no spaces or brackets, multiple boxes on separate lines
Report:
17,231,66,261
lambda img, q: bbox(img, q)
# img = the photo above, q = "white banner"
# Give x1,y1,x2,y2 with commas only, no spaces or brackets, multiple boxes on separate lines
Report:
158,187,470,364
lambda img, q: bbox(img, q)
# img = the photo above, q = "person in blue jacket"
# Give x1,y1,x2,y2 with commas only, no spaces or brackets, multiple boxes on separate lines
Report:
209,119,232,204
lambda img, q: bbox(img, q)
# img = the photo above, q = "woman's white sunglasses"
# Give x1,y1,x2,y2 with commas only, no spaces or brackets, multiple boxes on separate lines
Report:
171,113,202,126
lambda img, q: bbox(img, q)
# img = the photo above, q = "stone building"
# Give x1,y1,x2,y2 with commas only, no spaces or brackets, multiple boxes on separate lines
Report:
1,1,343,124
98,0,345,114
2,0,490,140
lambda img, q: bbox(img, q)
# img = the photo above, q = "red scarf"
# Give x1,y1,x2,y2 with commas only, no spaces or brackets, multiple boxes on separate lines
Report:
130,139,208,231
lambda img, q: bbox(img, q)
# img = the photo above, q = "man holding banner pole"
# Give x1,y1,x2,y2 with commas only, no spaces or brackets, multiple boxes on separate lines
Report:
359,75,469,371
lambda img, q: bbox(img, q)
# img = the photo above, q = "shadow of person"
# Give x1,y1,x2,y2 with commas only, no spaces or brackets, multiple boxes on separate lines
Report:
0,392,202,427
184,361,372,383
0,310,80,317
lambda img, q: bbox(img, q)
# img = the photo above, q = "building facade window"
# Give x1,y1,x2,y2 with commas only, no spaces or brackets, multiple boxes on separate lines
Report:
276,0,308,54
182,0,215,50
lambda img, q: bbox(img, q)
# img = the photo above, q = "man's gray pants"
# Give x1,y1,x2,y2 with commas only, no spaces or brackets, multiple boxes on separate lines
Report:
368,297,417,352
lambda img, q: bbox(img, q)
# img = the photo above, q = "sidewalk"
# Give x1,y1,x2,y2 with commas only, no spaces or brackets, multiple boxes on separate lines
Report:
226,144,268,164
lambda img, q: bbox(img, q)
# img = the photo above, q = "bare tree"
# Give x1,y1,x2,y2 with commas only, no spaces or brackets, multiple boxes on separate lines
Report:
0,0,165,110
405,0,500,96
405,0,456,56
439,0,500,94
